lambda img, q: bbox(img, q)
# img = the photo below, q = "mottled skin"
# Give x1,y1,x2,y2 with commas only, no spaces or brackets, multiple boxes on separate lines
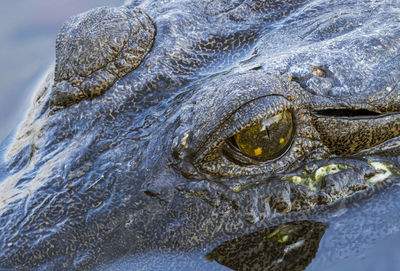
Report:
51,7,156,107
0,0,399,270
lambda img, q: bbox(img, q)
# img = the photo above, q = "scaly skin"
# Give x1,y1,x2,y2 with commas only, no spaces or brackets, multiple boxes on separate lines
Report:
0,0,399,270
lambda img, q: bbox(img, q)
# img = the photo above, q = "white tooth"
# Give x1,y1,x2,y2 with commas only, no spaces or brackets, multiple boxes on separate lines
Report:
367,162,393,185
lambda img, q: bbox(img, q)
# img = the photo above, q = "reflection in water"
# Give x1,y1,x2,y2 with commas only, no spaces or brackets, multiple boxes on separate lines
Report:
206,221,328,271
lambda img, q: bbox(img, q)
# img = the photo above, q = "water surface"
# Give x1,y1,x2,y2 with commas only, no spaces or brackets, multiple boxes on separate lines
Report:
0,0,123,142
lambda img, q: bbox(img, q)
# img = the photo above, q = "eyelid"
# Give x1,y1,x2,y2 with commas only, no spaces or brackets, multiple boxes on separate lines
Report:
194,95,292,163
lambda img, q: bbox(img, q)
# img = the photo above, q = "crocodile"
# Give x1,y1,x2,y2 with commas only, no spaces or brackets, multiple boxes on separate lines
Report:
0,0,399,270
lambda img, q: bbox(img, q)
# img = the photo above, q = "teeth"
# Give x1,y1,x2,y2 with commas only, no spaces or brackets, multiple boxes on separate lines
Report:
280,162,400,190
232,184,242,193
314,164,348,183
281,164,349,192
282,175,320,192
367,162,396,185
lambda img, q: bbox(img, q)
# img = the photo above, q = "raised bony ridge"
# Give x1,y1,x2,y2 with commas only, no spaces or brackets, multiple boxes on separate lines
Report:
50,6,156,108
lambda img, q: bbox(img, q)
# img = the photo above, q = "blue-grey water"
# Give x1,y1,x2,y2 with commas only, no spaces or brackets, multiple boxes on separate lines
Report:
1,1,400,271
0,0,124,142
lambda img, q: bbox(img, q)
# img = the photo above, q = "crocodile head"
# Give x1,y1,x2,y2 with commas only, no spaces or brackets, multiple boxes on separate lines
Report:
0,0,399,270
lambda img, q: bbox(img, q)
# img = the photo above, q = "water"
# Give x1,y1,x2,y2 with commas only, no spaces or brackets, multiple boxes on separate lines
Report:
0,0,124,142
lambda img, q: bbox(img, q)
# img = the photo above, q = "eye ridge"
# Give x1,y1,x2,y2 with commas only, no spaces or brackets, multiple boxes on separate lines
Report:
224,110,294,164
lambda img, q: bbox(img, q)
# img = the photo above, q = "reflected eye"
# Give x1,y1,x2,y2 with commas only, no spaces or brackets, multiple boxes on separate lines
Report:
233,111,293,162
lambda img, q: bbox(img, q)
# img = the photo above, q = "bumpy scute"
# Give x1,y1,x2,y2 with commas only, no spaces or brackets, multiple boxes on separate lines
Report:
51,6,155,108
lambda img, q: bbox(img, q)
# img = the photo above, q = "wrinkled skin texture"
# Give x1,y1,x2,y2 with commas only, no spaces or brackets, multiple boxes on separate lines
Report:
0,0,399,270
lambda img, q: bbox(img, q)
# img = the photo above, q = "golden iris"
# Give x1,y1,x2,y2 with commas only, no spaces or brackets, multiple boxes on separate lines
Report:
235,111,293,161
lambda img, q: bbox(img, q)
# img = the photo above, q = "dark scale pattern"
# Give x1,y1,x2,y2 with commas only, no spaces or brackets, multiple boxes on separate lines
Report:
313,114,400,155
0,0,399,270
51,7,155,107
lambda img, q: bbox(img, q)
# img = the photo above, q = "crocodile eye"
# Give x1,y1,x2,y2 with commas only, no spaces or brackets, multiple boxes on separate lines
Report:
234,111,293,161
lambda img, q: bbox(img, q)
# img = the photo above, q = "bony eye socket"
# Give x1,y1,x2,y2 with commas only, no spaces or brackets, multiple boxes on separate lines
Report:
234,111,293,161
